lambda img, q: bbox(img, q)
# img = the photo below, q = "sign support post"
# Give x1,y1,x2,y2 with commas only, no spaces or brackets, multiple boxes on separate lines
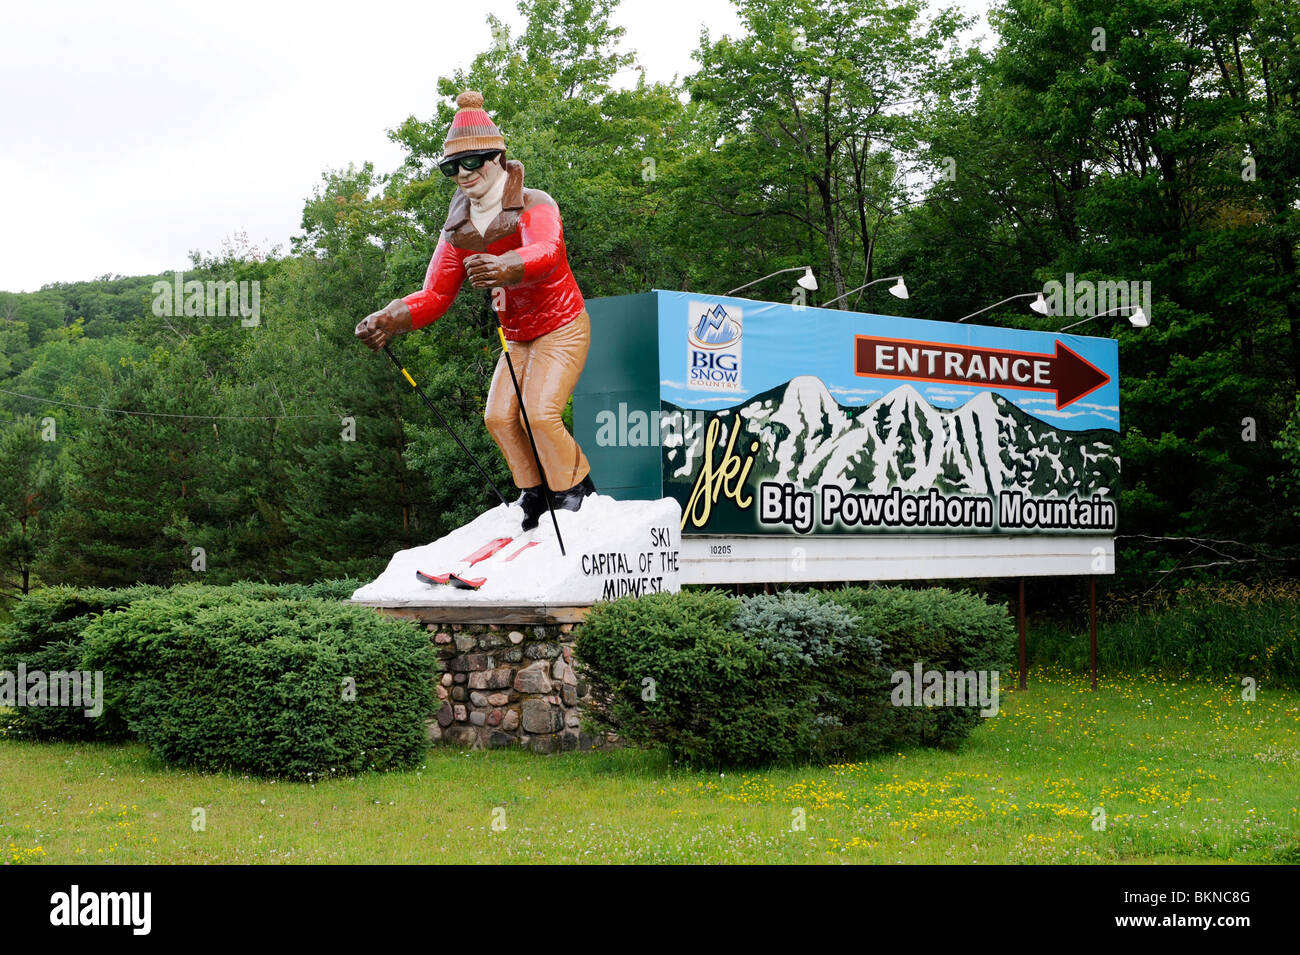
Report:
1017,577,1028,690
1089,575,1099,690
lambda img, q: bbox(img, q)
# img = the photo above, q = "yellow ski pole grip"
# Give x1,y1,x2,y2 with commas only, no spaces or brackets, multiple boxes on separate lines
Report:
498,327,509,353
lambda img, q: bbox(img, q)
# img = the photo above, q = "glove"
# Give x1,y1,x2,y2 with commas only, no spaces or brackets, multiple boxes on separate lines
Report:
464,251,526,288
355,299,413,351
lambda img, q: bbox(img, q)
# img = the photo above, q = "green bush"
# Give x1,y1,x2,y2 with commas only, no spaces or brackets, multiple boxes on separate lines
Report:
0,585,163,740
0,579,384,748
578,589,835,766
0,585,165,657
730,591,890,760
0,638,100,741
578,586,1014,768
823,586,1016,748
82,595,436,778
80,587,239,739
0,574,416,769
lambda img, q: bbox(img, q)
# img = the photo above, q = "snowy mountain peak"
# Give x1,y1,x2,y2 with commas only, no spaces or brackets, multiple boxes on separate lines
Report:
874,382,928,408
784,375,834,406
667,375,1119,503
958,390,1007,414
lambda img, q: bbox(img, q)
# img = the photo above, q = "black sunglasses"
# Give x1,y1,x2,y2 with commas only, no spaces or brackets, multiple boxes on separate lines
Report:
438,151,502,178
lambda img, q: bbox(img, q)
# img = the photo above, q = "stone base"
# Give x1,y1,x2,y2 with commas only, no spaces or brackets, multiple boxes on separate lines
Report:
416,618,618,754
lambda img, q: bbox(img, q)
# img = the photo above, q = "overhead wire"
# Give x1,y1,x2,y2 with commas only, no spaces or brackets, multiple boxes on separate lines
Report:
0,387,345,421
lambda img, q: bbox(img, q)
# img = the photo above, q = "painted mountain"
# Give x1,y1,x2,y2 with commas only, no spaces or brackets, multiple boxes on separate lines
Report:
661,375,1119,533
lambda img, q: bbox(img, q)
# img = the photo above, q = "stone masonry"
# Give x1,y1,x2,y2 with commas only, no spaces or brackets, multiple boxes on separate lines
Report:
424,621,617,754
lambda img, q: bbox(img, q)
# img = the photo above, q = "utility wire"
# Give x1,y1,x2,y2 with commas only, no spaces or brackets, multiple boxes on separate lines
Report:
0,387,343,421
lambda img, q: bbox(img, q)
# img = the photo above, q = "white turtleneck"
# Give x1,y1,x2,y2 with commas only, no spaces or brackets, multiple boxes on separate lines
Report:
469,172,508,235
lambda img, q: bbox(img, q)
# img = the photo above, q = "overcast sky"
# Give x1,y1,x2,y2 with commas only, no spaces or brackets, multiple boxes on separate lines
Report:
0,0,995,293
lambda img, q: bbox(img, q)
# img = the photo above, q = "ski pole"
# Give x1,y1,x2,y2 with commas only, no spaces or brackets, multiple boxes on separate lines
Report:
496,327,566,556
381,342,509,507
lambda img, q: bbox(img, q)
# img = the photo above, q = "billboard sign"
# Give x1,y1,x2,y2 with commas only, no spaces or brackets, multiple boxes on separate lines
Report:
657,292,1120,538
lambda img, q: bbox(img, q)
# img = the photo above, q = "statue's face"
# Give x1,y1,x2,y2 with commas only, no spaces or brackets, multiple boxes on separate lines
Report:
453,152,506,201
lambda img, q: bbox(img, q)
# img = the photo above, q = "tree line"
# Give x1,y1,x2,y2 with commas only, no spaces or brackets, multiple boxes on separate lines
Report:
2,0,1297,600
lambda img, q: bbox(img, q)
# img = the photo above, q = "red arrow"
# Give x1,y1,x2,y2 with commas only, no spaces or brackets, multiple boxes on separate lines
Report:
854,335,1110,409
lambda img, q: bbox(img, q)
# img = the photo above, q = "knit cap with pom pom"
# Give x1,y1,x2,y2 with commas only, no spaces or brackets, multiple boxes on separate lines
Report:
442,90,507,157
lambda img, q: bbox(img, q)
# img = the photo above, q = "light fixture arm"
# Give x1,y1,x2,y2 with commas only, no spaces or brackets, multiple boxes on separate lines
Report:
1059,305,1146,332
725,266,812,296
1059,315,1099,332
823,275,905,307
956,292,1042,323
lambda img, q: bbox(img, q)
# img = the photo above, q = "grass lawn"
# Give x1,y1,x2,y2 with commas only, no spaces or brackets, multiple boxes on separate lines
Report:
3,666,1297,864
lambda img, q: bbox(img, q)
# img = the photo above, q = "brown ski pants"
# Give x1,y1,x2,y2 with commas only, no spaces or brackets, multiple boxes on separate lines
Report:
484,310,592,492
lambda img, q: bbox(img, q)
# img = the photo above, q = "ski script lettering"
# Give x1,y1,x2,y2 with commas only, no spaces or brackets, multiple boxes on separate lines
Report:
682,417,757,529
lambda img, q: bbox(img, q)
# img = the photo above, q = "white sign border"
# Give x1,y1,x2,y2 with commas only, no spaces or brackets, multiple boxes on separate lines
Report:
681,535,1114,584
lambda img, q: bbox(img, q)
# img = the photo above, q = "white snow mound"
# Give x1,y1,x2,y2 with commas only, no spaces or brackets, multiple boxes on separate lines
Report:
350,494,683,606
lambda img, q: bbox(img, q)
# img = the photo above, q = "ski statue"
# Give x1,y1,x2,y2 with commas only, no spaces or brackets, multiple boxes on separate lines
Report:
350,90,682,607
356,90,596,532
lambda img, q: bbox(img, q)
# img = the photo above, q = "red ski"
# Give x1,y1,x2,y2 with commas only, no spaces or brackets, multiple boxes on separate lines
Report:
416,537,514,589
504,541,539,561
449,539,545,588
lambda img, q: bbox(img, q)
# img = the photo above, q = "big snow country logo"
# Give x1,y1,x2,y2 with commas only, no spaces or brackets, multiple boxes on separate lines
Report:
687,301,743,392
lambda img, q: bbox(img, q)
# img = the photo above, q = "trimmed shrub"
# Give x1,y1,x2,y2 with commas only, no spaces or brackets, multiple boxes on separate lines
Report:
0,579,385,748
0,585,165,657
822,586,1017,748
0,638,101,741
577,589,816,767
730,591,890,760
578,585,1017,767
0,585,163,740
80,587,238,739
82,596,435,778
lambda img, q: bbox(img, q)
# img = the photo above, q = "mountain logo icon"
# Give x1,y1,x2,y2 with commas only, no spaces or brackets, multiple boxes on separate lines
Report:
688,303,742,349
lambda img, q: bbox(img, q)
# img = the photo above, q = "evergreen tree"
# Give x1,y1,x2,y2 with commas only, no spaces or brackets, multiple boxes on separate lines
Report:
0,417,61,598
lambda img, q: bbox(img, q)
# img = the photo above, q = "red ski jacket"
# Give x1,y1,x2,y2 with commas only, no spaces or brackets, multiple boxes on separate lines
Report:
402,160,585,343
